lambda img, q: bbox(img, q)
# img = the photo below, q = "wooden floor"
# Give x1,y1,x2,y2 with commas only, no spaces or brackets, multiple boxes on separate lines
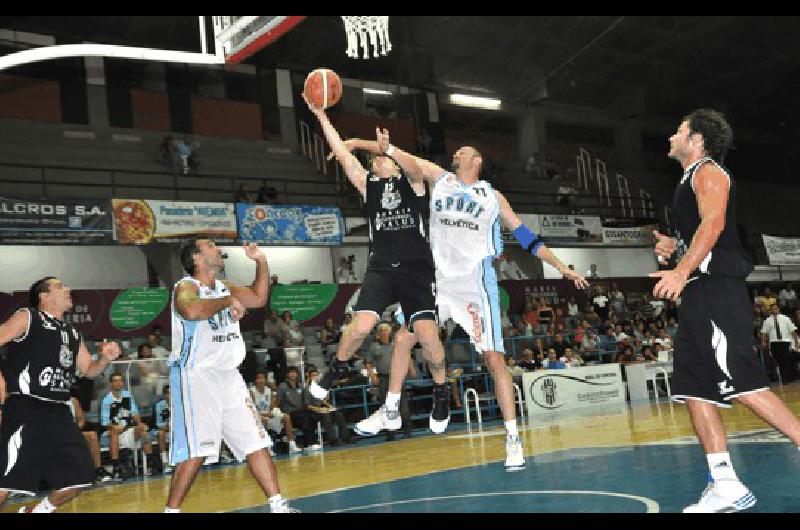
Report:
6,384,800,513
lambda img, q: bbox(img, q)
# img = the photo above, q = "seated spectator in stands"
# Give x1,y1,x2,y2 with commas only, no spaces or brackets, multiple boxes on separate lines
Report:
632,321,646,341
584,306,601,329
551,334,568,356
101,373,156,479
544,152,561,180
158,135,178,173
613,325,629,344
564,347,584,368
642,331,656,348
567,296,580,327
67,392,113,484
609,285,626,317
147,332,169,358
640,345,658,362
543,349,566,369
263,309,282,342
654,329,673,351
556,183,579,213
598,326,618,354
175,136,197,174
506,356,527,377
637,293,656,321
586,263,600,280
518,348,539,371
277,367,316,452
615,346,640,365
502,310,516,337
134,344,168,388
361,359,380,387
512,318,533,338
762,287,779,312
779,284,797,312
320,317,341,352
582,329,600,359
523,301,541,332
279,310,304,346
247,371,283,455
753,288,767,315
235,183,254,203
592,287,610,320
538,298,554,330
152,386,172,472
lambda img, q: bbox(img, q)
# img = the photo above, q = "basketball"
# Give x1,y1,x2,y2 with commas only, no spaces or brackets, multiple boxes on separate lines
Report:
303,68,342,109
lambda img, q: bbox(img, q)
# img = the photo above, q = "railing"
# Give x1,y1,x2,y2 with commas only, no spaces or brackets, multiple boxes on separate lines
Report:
0,160,341,205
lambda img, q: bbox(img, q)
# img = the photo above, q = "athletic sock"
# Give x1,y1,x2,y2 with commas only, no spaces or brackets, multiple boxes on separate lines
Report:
32,497,56,513
164,507,181,513
385,392,401,411
161,452,169,464
707,452,739,482
505,420,519,438
268,494,285,509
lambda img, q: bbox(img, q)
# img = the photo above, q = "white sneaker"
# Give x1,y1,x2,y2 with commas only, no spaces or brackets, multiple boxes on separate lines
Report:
683,479,756,513
355,405,401,436
269,498,301,513
309,380,329,400
268,447,276,457
504,435,525,472
288,440,303,454
163,465,174,474
304,443,322,452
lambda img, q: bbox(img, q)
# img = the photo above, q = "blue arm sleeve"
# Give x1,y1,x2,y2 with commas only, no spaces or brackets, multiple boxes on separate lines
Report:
513,224,544,255
100,395,110,426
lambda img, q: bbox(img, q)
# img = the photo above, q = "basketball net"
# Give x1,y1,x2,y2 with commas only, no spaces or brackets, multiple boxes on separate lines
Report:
341,16,392,59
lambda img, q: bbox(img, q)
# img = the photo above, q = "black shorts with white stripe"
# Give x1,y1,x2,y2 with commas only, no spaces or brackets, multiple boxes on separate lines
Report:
671,274,770,408
0,395,95,495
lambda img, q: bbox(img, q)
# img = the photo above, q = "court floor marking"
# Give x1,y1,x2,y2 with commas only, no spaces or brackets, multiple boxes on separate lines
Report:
327,490,661,513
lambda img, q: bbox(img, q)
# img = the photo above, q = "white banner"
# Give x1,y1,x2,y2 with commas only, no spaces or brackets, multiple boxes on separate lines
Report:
522,364,625,416
601,224,658,245
762,235,800,266
112,199,237,244
538,215,603,243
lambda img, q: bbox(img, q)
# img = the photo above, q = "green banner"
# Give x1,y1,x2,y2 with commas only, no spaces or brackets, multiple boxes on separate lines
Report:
110,288,170,331
269,284,339,322
499,285,510,313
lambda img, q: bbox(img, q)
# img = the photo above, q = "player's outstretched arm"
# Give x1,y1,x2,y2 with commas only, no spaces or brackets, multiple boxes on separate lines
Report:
174,280,239,321
302,93,368,197
224,242,269,310
375,128,446,185
495,190,588,290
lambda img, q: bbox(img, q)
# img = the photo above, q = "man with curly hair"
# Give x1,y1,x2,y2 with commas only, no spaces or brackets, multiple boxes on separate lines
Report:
651,109,800,512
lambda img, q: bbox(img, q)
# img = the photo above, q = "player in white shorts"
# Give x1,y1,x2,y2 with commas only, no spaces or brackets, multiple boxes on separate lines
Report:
164,238,297,513
344,128,588,471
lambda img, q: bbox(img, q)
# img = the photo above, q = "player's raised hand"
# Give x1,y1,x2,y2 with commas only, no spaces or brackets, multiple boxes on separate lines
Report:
376,127,391,153
328,139,358,161
100,340,122,361
563,269,589,290
243,241,266,262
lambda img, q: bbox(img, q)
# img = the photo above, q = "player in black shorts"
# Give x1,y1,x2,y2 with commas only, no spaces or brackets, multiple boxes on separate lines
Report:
0,277,121,513
651,109,800,513
303,93,451,435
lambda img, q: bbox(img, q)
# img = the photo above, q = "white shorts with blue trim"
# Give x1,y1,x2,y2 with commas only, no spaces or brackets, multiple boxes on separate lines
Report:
436,257,505,354
169,367,272,466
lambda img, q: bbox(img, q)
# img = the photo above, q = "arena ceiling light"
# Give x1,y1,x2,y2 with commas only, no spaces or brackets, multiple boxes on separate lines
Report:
363,88,393,96
449,93,502,110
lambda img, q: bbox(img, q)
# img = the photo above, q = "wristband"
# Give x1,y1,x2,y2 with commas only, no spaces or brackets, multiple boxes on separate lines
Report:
385,144,395,157
513,224,544,254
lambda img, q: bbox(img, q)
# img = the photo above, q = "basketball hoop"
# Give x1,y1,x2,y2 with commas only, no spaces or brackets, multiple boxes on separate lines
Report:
341,16,392,59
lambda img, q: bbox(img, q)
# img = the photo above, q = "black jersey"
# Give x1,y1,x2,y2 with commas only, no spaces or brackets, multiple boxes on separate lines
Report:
364,171,433,268
5,308,81,402
672,157,753,280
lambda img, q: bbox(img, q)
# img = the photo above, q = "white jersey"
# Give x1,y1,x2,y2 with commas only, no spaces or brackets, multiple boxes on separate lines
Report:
429,172,502,277
169,276,245,371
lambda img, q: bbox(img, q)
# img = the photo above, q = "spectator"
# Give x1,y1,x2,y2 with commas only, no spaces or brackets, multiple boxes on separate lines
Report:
496,254,528,280
564,347,584,368
654,329,673,351
551,334,568,356
175,136,196,174
336,257,359,284
761,304,800,382
147,333,169,358
368,323,412,439
247,371,285,455
609,285,626,317
304,368,353,446
761,287,779,312
152,386,173,473
637,294,656,321
158,135,178,173
598,327,618,356
592,286,610,320
263,309,282,341
584,306,601,329
235,183,253,203
523,301,541,332
101,373,156,479
506,356,527,377
518,348,538,371
556,182,579,213
538,298,554,330
361,359,380,387
614,325,630,344
567,297,580,328
279,310,304,346
340,312,353,334
633,321,646,341
779,284,797,312
544,152,561,180
277,367,316,451
586,263,599,279
320,317,341,351
67,392,113,484
543,349,566,369
615,346,639,365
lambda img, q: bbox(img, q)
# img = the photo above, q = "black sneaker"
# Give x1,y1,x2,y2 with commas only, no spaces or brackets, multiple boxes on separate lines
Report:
95,467,114,485
310,360,349,400
430,384,451,434
112,466,126,482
